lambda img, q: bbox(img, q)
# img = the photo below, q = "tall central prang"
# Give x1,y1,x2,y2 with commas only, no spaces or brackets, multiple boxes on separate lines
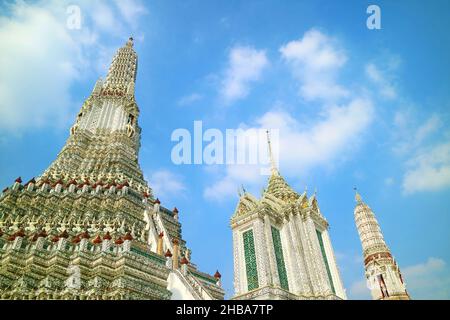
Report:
45,37,148,194
0,38,224,300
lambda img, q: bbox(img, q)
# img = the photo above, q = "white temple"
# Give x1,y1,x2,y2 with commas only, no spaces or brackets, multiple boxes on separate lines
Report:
230,132,347,300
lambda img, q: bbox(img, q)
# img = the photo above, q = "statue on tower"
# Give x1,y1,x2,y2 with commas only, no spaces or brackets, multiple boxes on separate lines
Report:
126,37,134,47
126,113,135,137
70,112,83,135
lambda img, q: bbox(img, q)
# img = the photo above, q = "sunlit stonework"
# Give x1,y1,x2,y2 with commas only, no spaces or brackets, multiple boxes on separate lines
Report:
230,133,347,300
354,191,410,300
0,38,224,300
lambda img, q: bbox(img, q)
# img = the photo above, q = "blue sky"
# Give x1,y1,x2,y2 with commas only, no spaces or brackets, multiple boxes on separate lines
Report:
0,0,449,299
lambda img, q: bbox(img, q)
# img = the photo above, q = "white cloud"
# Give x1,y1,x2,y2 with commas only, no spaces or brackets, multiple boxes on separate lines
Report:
415,114,441,143
206,29,375,202
204,175,237,201
403,257,450,299
280,29,349,102
391,110,450,194
204,164,266,201
0,0,147,134
91,2,118,32
402,141,450,194
204,98,374,202
149,170,187,200
392,111,441,155
256,99,374,175
220,46,268,103
349,257,450,300
384,177,394,186
0,2,81,132
404,257,445,276
365,63,397,99
178,93,203,106
280,29,346,70
349,279,372,300
113,0,148,28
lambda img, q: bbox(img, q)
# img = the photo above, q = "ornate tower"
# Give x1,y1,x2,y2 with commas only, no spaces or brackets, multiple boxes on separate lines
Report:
44,37,146,189
0,38,224,300
354,190,410,300
230,132,346,300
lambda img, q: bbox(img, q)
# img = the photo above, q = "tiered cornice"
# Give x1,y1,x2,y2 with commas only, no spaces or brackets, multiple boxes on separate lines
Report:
354,192,389,258
103,37,138,96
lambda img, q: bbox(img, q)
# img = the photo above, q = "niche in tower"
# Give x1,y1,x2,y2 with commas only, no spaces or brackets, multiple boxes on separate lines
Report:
127,114,134,125
126,113,135,137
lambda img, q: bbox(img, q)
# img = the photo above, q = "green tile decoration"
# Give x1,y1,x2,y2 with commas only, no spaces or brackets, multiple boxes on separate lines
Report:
243,229,259,291
316,229,336,294
271,226,289,290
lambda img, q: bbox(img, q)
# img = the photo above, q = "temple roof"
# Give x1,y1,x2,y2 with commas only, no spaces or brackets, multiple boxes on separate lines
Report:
232,192,259,217
231,130,314,220
264,170,300,203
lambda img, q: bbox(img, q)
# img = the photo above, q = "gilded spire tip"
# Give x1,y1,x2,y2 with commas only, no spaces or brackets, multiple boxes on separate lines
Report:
126,36,134,47
266,129,278,175
354,187,362,203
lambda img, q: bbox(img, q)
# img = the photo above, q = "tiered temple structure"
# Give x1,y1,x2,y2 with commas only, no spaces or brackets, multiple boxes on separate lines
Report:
230,132,347,300
353,191,410,300
0,38,224,300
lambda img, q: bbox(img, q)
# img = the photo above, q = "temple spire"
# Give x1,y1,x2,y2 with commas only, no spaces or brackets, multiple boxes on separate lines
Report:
103,37,138,93
354,187,362,203
353,190,410,300
266,130,278,175
126,36,134,47
264,129,300,202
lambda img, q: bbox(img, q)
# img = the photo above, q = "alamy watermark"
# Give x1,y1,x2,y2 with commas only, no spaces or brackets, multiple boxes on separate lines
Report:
367,5,381,30
171,121,279,175
66,5,81,30
65,4,381,31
